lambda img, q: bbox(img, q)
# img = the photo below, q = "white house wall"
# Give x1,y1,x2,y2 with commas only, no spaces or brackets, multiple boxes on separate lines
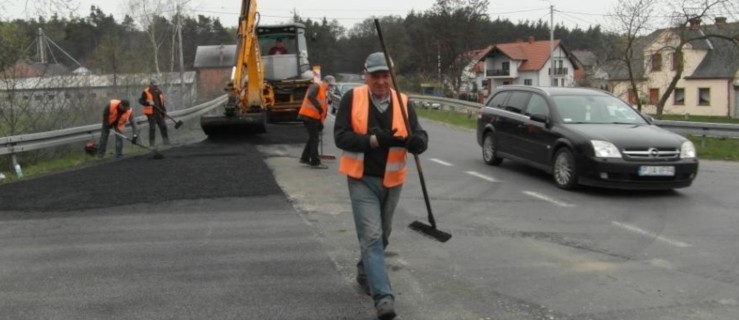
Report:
538,46,575,87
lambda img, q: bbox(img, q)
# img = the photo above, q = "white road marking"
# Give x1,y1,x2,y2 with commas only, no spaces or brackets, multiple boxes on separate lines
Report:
466,171,499,182
430,158,453,166
522,190,575,207
612,221,692,248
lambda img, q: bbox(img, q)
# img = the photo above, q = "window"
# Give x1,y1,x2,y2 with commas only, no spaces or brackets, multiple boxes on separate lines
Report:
651,53,662,71
698,88,710,106
525,94,549,117
35,95,43,101
673,88,685,105
671,52,683,71
627,89,636,104
649,88,659,105
524,79,532,86
551,78,559,87
504,91,531,114
487,92,509,109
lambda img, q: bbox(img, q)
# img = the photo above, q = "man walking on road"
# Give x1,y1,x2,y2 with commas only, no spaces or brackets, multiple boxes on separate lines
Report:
97,99,138,159
139,78,170,146
333,52,428,320
298,75,336,169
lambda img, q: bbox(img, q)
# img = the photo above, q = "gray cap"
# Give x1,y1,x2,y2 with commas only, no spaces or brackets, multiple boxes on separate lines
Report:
323,75,336,85
364,52,392,73
150,78,158,85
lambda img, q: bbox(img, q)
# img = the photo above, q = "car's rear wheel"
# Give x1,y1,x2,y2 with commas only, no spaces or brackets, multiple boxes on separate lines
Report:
553,148,578,190
482,131,503,166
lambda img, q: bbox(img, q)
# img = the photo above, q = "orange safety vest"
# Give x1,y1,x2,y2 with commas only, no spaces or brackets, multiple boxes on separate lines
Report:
142,87,166,115
338,85,409,188
298,83,329,121
107,99,133,132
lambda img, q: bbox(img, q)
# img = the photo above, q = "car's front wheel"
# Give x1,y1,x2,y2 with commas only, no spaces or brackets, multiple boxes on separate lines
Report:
553,148,578,190
482,131,503,166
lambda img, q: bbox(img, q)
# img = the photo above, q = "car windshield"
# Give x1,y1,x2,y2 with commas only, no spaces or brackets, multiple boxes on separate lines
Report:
552,95,647,125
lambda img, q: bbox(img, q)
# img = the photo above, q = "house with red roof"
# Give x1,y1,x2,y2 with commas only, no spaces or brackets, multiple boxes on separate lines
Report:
476,37,580,99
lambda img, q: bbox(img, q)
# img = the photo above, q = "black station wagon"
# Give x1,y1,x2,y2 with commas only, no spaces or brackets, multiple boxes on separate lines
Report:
476,86,699,190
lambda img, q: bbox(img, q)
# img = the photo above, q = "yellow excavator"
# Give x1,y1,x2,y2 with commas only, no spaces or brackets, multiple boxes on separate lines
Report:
200,0,316,136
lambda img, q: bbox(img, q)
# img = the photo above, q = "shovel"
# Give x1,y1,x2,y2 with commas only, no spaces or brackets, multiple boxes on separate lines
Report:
375,19,451,243
111,130,165,160
153,104,183,129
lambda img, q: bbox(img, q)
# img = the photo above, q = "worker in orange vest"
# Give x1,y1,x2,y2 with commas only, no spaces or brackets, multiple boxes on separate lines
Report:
97,99,138,159
297,75,336,169
138,78,170,146
333,52,427,320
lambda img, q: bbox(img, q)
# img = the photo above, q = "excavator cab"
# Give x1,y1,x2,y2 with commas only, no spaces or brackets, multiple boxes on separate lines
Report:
257,23,314,122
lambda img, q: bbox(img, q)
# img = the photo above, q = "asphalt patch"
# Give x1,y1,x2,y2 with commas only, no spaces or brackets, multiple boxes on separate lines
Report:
0,130,305,214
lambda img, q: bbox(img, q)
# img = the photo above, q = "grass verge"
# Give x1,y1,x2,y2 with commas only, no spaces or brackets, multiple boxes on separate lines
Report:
0,145,146,184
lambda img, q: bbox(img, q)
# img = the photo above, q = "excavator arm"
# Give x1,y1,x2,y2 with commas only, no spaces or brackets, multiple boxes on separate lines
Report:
200,0,269,135
233,0,266,112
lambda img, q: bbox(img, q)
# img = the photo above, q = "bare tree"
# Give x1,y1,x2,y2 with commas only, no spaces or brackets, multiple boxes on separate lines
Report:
127,0,169,74
651,0,739,118
607,0,657,112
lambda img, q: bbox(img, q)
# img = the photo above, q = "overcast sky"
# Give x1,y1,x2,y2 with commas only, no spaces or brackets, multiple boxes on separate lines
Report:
3,0,622,31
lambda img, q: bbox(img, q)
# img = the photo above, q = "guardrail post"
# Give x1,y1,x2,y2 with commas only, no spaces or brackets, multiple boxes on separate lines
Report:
701,127,707,148
11,153,23,178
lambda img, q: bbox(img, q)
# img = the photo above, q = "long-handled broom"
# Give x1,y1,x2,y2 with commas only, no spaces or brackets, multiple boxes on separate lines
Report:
374,19,451,243
319,128,336,160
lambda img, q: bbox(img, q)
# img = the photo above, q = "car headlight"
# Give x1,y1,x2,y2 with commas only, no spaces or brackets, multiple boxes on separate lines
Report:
591,140,622,158
680,140,696,159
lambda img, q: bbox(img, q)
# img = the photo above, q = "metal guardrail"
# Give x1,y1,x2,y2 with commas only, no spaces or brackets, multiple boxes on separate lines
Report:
2,93,737,158
408,94,739,138
0,95,226,156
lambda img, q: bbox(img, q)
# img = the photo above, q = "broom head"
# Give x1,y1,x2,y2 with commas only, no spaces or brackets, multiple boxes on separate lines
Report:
408,220,452,243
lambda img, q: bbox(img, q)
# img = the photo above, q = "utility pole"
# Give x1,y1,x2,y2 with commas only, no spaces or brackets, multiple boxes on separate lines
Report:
549,4,554,86
37,28,46,63
177,4,186,108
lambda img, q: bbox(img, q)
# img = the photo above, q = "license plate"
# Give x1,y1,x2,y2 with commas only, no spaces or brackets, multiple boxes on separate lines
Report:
638,166,675,176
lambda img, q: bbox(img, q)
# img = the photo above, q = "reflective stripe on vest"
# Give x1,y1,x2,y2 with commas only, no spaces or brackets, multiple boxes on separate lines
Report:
143,88,165,115
298,83,329,120
108,99,132,132
338,85,409,187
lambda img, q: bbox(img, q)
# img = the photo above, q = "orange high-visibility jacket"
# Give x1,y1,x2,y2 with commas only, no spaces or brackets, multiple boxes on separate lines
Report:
298,82,329,121
142,87,166,115
338,85,409,187
108,100,133,132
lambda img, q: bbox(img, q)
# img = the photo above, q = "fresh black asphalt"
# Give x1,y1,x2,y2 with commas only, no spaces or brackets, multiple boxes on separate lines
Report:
0,122,374,319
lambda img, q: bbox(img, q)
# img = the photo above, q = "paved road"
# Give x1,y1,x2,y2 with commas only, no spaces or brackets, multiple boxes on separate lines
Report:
270,115,739,320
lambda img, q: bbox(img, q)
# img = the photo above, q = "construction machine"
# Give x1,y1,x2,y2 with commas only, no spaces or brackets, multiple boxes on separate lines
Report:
200,0,316,136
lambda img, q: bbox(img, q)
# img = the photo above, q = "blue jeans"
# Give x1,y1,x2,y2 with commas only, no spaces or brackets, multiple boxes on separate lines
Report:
348,175,402,304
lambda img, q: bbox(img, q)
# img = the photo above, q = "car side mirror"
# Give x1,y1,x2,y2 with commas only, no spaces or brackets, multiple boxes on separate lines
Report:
530,113,549,124
640,112,654,124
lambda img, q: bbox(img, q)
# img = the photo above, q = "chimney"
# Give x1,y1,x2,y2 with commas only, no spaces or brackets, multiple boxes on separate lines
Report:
715,17,727,26
527,36,535,44
688,18,701,29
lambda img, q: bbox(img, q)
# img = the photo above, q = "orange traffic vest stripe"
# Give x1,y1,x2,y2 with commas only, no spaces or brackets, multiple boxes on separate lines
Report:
108,99,132,132
143,87,165,115
298,83,329,121
338,85,409,188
